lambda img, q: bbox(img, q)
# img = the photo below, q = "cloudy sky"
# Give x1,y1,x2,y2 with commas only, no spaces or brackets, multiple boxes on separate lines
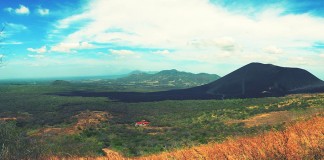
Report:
1,0,324,79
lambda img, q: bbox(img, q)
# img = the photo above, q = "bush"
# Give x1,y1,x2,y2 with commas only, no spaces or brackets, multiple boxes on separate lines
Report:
0,121,44,160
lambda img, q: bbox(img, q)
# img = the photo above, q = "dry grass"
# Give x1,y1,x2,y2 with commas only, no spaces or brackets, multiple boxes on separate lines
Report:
227,111,293,127
225,109,323,128
32,111,112,136
49,115,323,160
0,117,17,121
139,116,324,160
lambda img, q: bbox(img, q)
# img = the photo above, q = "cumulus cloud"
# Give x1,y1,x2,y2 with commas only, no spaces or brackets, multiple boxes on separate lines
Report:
16,5,30,14
27,46,47,54
5,5,30,15
264,46,284,54
37,8,50,16
51,42,94,53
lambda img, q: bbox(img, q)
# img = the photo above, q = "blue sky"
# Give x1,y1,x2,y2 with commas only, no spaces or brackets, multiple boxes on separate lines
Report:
0,0,324,79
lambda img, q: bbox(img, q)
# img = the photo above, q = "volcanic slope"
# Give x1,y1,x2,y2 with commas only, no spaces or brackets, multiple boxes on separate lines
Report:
200,62,324,98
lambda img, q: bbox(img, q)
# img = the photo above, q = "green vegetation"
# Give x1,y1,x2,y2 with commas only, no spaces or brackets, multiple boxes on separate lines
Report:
0,84,323,157
0,121,44,160
80,69,220,90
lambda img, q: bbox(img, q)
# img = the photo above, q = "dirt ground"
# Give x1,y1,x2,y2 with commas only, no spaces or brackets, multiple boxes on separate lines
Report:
227,107,323,127
32,110,112,136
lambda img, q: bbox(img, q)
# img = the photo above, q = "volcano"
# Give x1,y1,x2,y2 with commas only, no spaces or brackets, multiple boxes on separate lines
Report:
195,62,324,98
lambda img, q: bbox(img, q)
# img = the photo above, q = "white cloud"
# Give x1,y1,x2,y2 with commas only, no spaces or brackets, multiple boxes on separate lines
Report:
5,5,30,15
0,41,23,45
4,8,13,13
51,42,94,53
56,13,90,29
286,56,312,66
27,46,47,54
6,23,27,31
16,5,29,14
214,37,239,51
37,8,50,16
50,0,324,66
188,37,239,51
1,23,27,38
28,54,45,58
320,54,324,58
264,46,284,54
109,49,135,55
153,50,170,55
9,5,30,15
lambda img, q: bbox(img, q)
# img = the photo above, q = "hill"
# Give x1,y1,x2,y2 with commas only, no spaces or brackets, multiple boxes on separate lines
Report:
113,69,220,88
52,80,71,86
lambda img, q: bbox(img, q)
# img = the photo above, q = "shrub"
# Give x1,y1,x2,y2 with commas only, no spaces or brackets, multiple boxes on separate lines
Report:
0,121,44,160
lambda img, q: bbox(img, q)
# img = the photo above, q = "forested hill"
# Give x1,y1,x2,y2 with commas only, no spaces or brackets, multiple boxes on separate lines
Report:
113,69,220,88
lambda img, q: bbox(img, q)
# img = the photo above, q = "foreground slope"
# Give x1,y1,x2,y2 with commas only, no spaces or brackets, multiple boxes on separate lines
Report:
139,116,324,160
49,115,324,159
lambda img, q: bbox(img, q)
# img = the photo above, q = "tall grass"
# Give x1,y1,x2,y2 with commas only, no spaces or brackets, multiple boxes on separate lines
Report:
50,115,323,160
139,116,323,160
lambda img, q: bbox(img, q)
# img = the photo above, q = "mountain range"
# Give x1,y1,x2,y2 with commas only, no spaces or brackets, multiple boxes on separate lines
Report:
57,62,324,102
112,69,220,88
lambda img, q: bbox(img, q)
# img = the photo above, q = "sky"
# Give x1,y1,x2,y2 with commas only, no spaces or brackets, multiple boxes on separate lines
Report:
0,0,324,79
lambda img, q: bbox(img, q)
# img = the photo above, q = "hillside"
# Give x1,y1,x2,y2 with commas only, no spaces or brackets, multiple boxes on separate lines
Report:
112,69,220,88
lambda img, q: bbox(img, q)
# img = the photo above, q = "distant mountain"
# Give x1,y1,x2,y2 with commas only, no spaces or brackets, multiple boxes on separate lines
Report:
114,69,220,88
58,63,324,102
128,70,158,75
52,80,71,86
